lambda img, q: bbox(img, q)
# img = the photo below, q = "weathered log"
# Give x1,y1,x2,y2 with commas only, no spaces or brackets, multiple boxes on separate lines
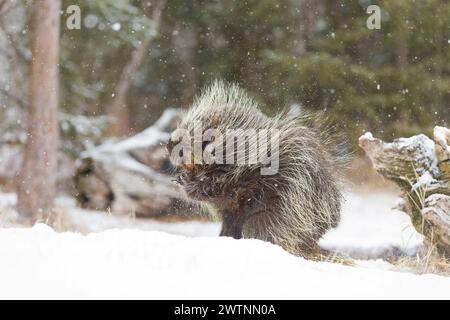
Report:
434,126,450,180
359,127,450,256
74,109,199,218
422,194,450,256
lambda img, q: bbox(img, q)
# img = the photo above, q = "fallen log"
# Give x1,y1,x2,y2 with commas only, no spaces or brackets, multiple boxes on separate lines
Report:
359,127,450,256
74,109,199,218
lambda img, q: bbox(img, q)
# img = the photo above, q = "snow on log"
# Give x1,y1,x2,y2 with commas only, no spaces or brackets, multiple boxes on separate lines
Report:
74,109,198,218
359,127,450,256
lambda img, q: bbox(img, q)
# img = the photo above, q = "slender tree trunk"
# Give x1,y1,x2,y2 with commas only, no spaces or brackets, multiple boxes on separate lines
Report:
17,0,61,220
107,0,166,137
172,23,198,106
299,0,323,53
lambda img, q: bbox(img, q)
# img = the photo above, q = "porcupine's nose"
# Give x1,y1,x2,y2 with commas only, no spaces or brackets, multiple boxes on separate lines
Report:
166,129,183,154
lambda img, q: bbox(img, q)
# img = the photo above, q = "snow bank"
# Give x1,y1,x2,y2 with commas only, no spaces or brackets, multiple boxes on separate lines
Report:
1,191,423,258
66,205,221,237
320,192,423,258
0,224,448,299
64,191,424,259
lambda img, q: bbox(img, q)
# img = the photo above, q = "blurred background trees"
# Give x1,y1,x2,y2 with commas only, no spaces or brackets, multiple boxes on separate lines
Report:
1,0,449,151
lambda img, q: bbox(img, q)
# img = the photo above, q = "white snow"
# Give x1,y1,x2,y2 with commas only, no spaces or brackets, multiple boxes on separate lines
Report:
391,134,439,177
1,191,423,256
0,224,448,299
412,171,435,191
52,192,426,259
321,192,423,258
111,22,121,31
66,205,221,237
360,132,374,141
1,189,446,299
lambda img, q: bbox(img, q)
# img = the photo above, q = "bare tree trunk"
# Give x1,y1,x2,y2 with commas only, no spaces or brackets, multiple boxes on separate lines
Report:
395,41,409,68
298,0,315,53
172,23,198,106
107,0,166,137
17,0,61,220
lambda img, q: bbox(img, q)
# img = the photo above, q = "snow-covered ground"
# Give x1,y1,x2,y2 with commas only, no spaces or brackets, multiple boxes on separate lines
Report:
0,224,448,299
321,193,423,258
0,190,448,299
0,191,423,258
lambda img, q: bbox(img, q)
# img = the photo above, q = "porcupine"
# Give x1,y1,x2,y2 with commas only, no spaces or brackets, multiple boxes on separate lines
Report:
166,81,348,257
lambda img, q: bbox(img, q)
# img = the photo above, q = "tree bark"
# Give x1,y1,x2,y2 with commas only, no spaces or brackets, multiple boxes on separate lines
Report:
107,0,166,137
17,0,61,220
359,127,450,257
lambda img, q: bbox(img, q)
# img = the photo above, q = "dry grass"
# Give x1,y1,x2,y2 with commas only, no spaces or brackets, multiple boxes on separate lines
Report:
35,208,77,232
307,249,355,266
310,244,450,276
390,243,450,276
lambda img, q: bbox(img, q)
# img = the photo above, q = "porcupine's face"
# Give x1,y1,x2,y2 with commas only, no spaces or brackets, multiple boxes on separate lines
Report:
166,81,271,206
166,129,253,204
